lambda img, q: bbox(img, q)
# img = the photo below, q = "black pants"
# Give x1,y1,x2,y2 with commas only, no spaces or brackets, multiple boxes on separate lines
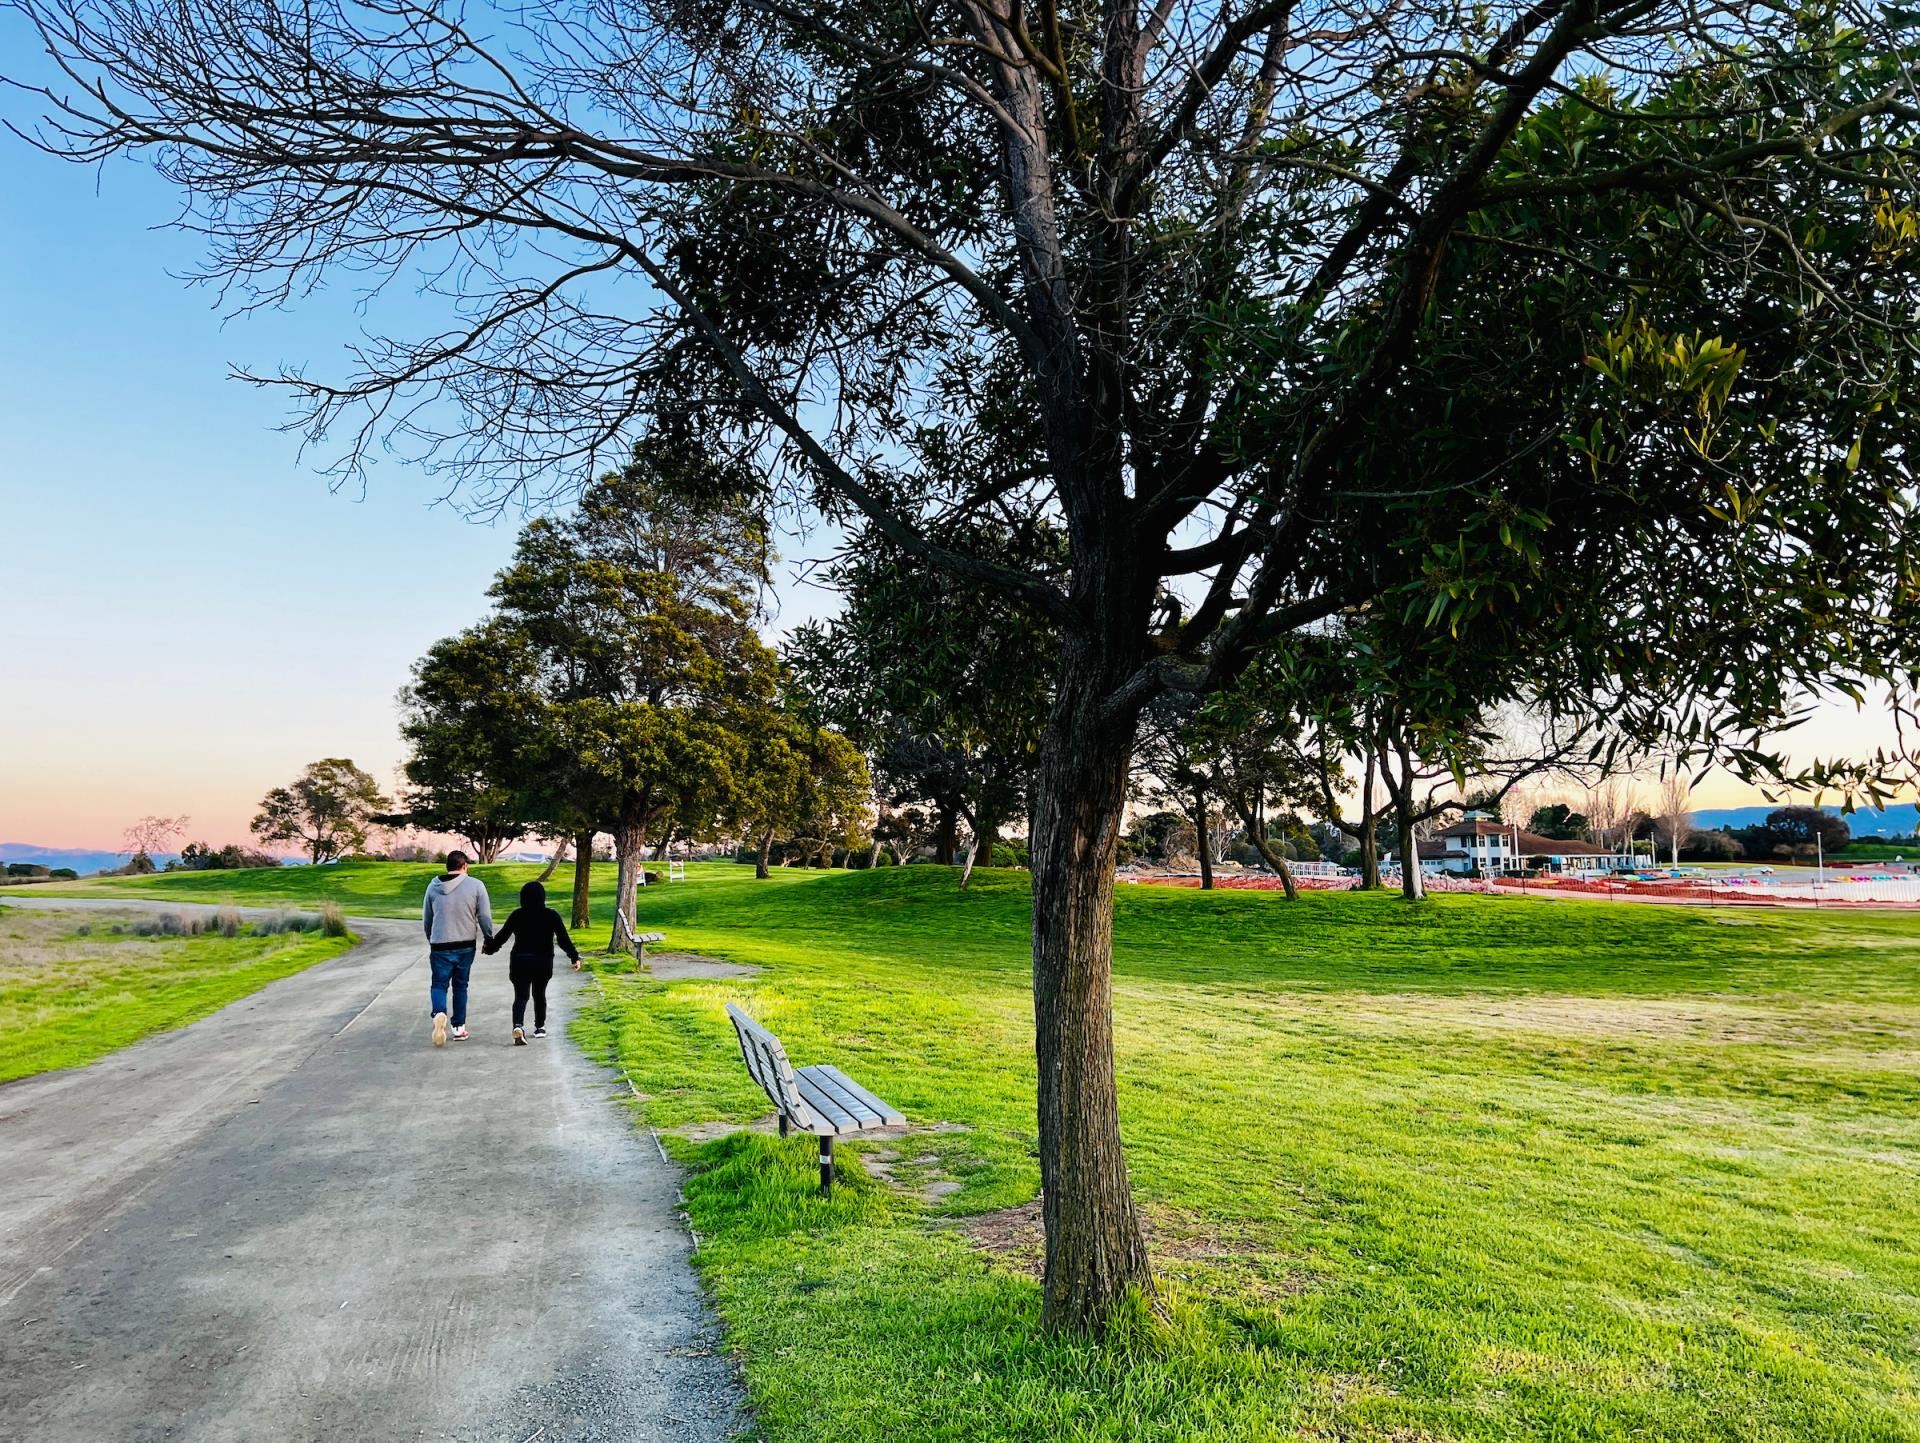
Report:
511,965,551,1029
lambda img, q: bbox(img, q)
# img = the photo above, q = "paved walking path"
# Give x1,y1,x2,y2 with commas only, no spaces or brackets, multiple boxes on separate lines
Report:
0,900,740,1442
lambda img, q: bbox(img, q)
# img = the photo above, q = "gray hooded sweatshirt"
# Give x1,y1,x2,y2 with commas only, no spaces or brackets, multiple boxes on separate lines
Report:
422,871,494,948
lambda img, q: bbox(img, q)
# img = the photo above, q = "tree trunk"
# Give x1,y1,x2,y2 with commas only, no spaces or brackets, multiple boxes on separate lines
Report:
934,802,958,866
536,835,570,885
1028,648,1153,1335
653,833,670,863
1393,804,1426,901
1191,790,1213,890
609,817,650,954
959,833,980,890
471,838,502,865
570,829,594,930
1232,795,1298,902
1357,816,1381,889
756,823,775,880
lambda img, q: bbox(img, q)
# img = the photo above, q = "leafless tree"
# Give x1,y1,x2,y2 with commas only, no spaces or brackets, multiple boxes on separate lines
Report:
1653,773,1693,865
1583,779,1642,855
122,814,188,860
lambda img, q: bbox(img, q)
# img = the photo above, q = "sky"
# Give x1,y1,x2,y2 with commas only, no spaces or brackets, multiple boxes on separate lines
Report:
0,38,1911,851
0,122,840,851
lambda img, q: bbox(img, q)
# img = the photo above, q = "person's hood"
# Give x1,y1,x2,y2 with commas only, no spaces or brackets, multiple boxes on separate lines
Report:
519,880,546,910
429,872,470,895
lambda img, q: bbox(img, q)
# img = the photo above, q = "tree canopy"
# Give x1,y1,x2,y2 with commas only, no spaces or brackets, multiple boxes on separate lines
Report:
394,622,541,863
251,758,387,865
485,459,778,951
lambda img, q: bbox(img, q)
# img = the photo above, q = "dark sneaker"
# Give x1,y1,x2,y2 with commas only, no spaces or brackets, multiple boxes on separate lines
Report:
533,1026,548,1039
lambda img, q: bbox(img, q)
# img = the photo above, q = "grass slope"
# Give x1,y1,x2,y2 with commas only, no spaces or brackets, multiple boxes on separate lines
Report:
0,905,354,1082
576,866,1919,1443
46,859,634,937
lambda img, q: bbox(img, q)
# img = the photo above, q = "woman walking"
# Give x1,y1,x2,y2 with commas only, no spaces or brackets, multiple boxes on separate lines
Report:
482,880,581,1043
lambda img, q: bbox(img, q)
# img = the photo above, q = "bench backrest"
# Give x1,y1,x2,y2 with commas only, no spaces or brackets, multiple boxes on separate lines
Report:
724,1004,818,1131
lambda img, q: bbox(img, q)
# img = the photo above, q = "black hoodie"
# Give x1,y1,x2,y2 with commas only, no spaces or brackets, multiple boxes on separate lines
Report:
484,881,581,970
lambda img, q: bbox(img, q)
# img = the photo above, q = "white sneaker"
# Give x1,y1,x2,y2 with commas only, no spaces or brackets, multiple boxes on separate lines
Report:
513,1027,526,1046
451,1025,469,1041
432,1012,449,1048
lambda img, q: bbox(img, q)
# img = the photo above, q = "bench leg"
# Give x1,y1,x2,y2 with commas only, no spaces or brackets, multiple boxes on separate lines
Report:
819,1134,834,1195
779,1113,789,1138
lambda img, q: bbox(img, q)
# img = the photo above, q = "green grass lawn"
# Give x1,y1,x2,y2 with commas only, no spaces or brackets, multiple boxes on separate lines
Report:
593,866,1919,1443
45,861,1920,1439
0,904,355,1083
1839,843,1920,862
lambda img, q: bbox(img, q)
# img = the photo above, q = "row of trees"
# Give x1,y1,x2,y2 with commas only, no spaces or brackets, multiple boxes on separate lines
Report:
18,0,1920,1333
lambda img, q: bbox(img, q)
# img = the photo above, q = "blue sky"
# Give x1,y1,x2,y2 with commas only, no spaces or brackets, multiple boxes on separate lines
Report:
0,123,839,848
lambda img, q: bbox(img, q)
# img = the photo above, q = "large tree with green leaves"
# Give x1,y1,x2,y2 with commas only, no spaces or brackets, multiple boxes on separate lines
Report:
251,758,387,865
492,456,777,951
734,707,872,876
15,0,1920,1332
788,518,1058,880
394,622,540,864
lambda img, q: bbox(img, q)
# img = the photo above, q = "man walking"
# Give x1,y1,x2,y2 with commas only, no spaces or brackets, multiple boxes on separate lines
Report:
423,851,493,1046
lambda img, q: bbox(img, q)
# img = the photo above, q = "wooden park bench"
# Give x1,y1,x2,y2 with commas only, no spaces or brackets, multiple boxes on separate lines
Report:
724,1003,904,1193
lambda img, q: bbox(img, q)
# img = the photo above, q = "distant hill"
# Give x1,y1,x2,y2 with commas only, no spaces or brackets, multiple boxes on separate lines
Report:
0,843,177,876
1690,803,1920,838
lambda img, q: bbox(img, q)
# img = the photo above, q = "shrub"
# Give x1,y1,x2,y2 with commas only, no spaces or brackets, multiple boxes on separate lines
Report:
318,901,348,938
50,867,77,880
74,923,91,936
254,910,322,935
215,905,242,939
5,862,51,878
132,910,205,937
174,841,284,871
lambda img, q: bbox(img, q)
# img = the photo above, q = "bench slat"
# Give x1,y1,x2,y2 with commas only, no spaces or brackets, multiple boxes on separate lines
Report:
727,1004,819,1131
797,1065,888,1128
795,1073,864,1134
796,1069,875,1132
811,1065,906,1128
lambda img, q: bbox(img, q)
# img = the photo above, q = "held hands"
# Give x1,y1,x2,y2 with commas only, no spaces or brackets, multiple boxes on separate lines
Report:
482,937,500,956
571,957,583,971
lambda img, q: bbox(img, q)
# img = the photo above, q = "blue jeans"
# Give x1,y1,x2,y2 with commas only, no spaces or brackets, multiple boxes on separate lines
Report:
429,944,477,1027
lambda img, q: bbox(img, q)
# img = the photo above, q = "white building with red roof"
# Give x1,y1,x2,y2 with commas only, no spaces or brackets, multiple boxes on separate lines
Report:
1397,813,1641,876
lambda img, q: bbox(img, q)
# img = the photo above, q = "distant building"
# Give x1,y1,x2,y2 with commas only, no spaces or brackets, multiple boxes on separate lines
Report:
1394,813,1641,875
